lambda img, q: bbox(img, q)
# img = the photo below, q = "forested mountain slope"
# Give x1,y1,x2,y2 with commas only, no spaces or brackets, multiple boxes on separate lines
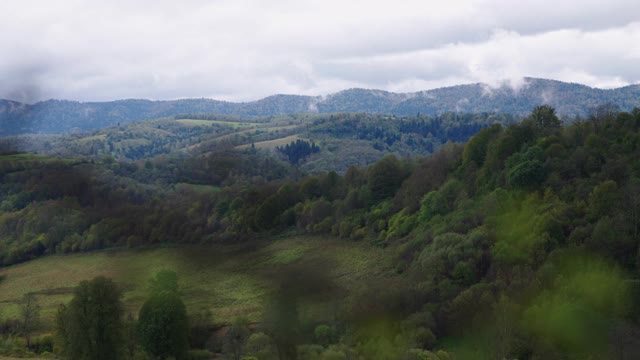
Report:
3,112,519,174
1,78,639,135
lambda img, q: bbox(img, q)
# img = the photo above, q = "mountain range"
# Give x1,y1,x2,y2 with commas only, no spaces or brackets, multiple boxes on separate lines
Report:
1,77,639,135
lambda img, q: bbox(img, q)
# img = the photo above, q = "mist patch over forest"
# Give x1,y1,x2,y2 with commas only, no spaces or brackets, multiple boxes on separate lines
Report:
2,78,639,135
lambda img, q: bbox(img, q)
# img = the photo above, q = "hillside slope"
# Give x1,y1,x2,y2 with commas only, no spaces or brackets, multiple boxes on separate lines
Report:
0,237,389,326
2,107,640,358
1,78,639,135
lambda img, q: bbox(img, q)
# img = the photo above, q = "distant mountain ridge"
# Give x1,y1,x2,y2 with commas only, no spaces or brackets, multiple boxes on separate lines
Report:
2,78,640,135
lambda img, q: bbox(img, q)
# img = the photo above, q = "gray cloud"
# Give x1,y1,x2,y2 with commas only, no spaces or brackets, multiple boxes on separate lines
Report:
0,0,639,103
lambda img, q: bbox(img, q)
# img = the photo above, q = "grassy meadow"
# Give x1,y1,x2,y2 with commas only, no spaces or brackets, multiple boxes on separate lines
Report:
0,237,390,330
175,119,259,128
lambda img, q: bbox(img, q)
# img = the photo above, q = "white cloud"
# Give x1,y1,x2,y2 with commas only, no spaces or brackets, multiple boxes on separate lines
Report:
0,0,638,102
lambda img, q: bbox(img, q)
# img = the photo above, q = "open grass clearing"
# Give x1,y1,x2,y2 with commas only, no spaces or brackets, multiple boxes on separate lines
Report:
175,183,221,193
71,134,107,143
0,236,390,329
176,119,259,128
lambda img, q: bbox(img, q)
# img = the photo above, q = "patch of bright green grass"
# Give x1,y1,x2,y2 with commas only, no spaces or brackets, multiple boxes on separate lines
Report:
175,183,221,193
236,134,303,150
265,246,308,265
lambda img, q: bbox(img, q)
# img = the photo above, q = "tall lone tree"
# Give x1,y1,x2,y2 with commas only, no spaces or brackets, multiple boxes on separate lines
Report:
20,293,40,349
137,270,189,360
55,276,125,360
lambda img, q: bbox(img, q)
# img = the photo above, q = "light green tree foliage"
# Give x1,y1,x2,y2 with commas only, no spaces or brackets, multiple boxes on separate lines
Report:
245,332,276,360
385,209,417,241
417,228,488,285
418,191,446,223
418,179,464,223
523,253,630,358
55,276,125,360
319,347,347,360
491,192,566,265
137,270,189,360
405,349,451,360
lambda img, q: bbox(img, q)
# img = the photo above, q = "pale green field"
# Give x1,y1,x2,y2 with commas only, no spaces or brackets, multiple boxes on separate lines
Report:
0,154,52,161
176,119,258,128
255,124,300,132
175,183,221,193
71,134,107,143
206,124,300,144
0,237,389,329
236,134,303,151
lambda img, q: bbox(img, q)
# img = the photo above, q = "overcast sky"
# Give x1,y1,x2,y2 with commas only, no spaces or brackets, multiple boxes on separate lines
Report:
1,0,639,103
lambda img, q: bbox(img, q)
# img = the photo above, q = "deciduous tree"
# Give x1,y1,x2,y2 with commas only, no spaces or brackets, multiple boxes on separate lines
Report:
138,271,189,360
20,293,40,349
55,276,125,360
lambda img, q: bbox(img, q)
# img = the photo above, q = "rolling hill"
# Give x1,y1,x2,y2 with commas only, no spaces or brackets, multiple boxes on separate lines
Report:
1,78,639,135
3,112,517,173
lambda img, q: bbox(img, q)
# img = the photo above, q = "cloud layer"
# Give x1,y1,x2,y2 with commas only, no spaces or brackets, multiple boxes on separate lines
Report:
1,0,639,103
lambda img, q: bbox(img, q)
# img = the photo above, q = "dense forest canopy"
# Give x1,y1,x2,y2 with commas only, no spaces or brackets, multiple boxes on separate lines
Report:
1,111,520,173
1,104,640,359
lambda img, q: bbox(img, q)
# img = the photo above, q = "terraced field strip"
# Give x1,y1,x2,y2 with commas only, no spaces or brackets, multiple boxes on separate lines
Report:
176,119,259,128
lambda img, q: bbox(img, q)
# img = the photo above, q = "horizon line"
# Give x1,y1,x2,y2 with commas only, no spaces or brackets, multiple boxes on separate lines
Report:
2,77,638,106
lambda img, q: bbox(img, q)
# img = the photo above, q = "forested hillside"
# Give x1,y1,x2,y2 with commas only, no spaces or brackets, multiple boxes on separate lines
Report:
3,112,519,173
2,78,639,135
1,105,640,358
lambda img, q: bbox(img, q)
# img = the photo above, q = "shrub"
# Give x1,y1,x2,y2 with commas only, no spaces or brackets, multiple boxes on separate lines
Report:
314,325,337,347
188,349,213,360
